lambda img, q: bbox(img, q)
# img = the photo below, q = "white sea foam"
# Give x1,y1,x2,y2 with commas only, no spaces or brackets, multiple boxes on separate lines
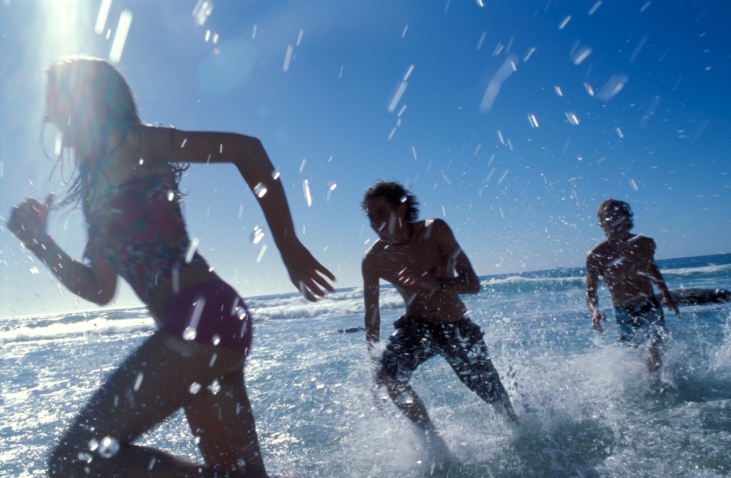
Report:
1,256,729,476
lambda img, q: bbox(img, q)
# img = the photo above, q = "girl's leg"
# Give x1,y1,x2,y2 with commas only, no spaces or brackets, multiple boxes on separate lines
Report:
48,330,251,478
184,368,267,476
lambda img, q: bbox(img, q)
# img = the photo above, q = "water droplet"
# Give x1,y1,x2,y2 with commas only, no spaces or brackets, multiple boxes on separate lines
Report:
189,382,202,394
234,306,247,320
78,452,93,463
251,225,265,244
98,437,120,458
134,372,144,391
194,436,201,444
328,181,337,191
237,458,246,469
212,334,221,346
253,182,268,198
88,439,99,451
167,191,175,201
271,169,280,180
303,180,312,207
208,379,221,395
183,326,197,341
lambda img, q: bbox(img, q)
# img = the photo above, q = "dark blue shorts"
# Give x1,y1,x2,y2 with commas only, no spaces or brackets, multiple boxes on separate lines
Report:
379,315,508,404
614,297,665,347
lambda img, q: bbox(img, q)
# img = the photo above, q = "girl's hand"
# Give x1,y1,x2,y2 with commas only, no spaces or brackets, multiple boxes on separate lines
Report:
279,239,336,302
8,193,54,250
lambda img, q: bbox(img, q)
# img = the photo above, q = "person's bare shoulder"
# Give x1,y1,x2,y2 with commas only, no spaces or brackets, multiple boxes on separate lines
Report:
587,239,611,259
362,239,386,265
628,234,657,259
417,218,449,243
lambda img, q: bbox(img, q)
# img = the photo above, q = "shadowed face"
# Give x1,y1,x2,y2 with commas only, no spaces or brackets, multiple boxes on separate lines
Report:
365,196,405,241
599,208,632,241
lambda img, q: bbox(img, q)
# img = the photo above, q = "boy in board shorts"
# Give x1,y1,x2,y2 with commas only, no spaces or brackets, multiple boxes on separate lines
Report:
361,181,517,467
586,199,680,372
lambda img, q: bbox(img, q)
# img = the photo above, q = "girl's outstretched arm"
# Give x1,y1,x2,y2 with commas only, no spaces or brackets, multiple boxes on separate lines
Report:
139,125,336,301
8,193,118,305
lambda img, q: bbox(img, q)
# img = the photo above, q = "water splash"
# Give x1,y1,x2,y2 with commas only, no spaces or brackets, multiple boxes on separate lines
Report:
109,11,133,64
303,180,312,206
253,183,268,198
192,0,214,25
251,225,265,244
98,437,120,458
480,55,517,113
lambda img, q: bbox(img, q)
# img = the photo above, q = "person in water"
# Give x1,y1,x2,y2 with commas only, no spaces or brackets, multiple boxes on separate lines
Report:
8,56,335,477
585,199,679,372
360,181,517,465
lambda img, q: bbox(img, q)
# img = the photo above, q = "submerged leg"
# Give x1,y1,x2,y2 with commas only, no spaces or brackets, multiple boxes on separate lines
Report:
646,345,662,372
381,376,452,469
442,323,518,423
47,330,255,478
382,376,435,432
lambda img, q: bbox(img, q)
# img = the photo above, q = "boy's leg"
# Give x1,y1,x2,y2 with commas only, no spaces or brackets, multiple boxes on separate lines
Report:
48,331,249,477
440,319,518,422
379,317,437,432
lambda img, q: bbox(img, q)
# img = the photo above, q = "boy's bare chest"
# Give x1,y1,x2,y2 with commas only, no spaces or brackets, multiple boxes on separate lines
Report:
376,243,445,278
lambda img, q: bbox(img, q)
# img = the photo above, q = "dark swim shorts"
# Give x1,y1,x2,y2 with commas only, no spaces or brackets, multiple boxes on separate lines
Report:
614,296,665,347
379,315,508,404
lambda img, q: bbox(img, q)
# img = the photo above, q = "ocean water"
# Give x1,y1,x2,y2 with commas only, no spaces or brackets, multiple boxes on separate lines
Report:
1,254,730,477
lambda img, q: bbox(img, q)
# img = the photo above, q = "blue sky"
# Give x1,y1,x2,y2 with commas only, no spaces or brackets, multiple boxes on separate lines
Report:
1,0,730,318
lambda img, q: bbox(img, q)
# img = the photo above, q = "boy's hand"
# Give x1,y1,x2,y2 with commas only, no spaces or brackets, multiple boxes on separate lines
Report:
663,295,681,319
397,266,441,291
592,310,606,333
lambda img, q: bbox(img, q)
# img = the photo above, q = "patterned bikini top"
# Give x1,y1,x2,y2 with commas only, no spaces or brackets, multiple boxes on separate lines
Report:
84,171,205,304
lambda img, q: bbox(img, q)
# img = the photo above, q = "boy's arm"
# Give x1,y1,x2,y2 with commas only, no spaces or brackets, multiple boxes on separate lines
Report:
585,253,606,332
362,256,384,408
397,219,480,294
648,260,680,317
362,257,381,348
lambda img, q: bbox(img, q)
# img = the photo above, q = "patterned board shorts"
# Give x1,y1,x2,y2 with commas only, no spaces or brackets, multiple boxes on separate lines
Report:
614,297,665,347
378,315,508,404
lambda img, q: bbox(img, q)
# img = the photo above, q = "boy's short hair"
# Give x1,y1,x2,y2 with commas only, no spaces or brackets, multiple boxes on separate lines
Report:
597,199,634,229
362,181,419,222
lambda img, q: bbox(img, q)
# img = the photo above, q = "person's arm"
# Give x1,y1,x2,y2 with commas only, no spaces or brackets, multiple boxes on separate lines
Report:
8,194,117,305
140,126,335,301
362,257,381,350
397,219,480,294
648,258,680,318
362,256,384,407
585,253,606,332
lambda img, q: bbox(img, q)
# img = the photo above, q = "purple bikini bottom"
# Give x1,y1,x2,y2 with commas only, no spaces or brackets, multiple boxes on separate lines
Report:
160,280,253,356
